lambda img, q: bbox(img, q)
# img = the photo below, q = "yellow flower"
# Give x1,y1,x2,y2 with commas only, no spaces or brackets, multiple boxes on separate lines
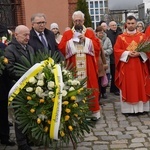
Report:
62,101,69,105
47,120,51,124
82,100,85,103
68,125,73,131
78,88,83,94
37,118,41,124
65,115,70,121
3,57,8,64
72,103,78,107
30,109,35,113
65,108,71,113
74,114,78,117
60,131,65,137
27,96,32,100
70,96,76,101
39,99,45,103
44,126,49,132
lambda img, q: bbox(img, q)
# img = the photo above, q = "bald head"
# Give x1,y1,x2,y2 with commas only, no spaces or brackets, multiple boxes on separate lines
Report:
101,22,108,31
15,25,30,45
15,25,29,34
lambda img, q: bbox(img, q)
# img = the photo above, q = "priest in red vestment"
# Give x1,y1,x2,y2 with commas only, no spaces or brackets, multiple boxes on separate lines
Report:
58,11,101,120
114,15,150,115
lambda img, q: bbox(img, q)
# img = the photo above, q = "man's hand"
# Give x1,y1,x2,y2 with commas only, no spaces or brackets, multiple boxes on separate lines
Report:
128,51,140,57
78,34,85,43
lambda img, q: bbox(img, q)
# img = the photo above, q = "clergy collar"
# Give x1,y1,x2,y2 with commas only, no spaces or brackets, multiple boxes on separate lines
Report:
126,29,136,34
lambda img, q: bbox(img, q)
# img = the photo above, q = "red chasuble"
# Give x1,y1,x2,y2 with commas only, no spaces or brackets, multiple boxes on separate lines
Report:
145,25,150,38
58,28,100,112
114,32,150,104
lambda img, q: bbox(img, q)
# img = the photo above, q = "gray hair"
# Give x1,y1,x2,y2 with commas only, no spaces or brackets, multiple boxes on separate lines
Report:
137,21,145,28
31,13,46,22
72,11,84,20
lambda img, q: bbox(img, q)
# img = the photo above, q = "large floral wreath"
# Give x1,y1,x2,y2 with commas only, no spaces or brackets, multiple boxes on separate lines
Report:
8,51,95,149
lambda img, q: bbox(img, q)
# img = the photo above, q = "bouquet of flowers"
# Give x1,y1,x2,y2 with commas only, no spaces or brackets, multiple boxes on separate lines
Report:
135,38,150,52
9,51,95,149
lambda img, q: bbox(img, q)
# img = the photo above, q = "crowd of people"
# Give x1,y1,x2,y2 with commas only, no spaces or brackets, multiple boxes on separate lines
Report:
0,11,150,150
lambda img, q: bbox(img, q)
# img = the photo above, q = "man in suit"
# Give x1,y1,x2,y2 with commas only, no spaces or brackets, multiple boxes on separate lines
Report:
5,25,34,150
29,13,63,60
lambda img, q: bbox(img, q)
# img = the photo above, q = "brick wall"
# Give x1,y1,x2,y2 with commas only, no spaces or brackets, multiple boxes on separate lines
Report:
68,0,78,27
16,0,26,25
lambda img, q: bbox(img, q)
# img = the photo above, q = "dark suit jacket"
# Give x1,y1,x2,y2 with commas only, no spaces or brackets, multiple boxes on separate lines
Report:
29,28,62,56
4,38,34,83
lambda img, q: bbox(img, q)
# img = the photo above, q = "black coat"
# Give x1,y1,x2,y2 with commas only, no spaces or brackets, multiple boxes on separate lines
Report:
106,28,122,64
4,38,34,83
0,42,10,101
29,28,64,60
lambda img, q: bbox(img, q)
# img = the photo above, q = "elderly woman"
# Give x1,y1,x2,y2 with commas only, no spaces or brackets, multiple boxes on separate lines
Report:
136,21,145,32
95,26,113,99
50,23,62,44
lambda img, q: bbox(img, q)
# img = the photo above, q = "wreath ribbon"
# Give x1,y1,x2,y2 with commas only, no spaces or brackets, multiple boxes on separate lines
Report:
50,64,63,140
8,58,54,104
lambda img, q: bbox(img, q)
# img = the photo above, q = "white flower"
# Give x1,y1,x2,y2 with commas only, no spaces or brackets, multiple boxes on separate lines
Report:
38,114,48,121
62,69,68,75
69,87,75,91
35,87,43,97
26,87,33,92
29,77,37,84
47,81,55,89
36,72,45,80
2,36,7,43
37,80,44,86
48,91,55,98
68,80,72,85
72,80,80,86
62,90,67,97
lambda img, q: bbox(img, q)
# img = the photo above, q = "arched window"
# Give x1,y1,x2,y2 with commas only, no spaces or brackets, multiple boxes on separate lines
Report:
0,0,21,29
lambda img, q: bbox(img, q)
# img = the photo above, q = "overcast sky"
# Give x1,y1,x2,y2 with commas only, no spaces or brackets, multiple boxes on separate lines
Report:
108,0,143,10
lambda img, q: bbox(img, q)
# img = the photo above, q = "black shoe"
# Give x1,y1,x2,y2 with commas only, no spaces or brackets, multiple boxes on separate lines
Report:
102,93,107,99
1,139,16,146
18,144,32,150
114,92,120,96
91,117,100,121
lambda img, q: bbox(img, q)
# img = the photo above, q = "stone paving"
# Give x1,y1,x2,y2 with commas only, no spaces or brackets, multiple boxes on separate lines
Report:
1,91,150,150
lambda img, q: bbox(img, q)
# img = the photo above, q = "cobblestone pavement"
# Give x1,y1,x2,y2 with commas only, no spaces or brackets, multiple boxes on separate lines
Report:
1,91,150,150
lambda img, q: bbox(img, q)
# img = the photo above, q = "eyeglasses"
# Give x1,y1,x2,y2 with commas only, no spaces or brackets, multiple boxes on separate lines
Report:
34,21,47,25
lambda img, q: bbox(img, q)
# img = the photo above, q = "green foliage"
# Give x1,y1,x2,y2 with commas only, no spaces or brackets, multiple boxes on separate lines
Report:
10,50,95,149
76,0,92,27
135,38,150,52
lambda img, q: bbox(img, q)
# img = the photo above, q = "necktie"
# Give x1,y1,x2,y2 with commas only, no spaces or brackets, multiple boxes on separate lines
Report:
39,33,47,48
